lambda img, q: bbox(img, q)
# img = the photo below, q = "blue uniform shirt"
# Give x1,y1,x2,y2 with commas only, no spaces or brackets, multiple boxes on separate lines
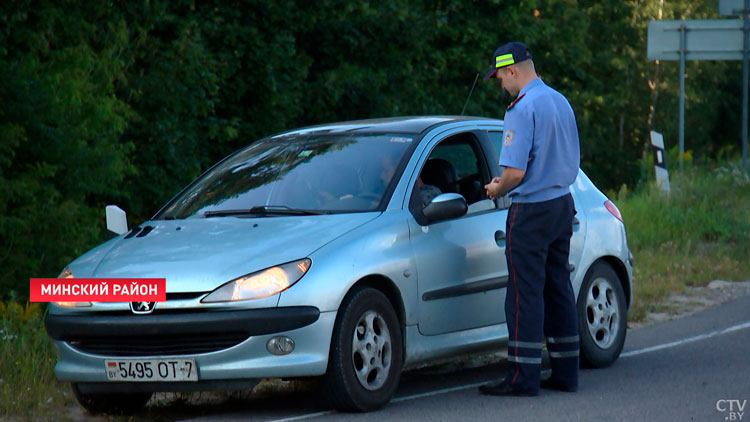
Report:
499,77,580,203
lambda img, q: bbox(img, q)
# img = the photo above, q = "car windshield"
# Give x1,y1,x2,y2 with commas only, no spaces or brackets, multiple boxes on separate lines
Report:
156,133,414,219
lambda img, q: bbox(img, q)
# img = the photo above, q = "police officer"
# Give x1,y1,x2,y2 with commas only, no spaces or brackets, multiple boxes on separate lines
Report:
480,41,581,396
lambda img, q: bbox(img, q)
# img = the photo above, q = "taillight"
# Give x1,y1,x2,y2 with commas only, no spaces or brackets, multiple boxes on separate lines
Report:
604,200,623,223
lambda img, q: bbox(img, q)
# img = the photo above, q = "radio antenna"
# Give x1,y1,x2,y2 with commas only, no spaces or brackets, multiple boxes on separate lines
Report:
460,73,480,116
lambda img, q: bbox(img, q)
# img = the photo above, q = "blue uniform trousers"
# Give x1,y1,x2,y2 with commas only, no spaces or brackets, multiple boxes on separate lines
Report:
505,193,579,395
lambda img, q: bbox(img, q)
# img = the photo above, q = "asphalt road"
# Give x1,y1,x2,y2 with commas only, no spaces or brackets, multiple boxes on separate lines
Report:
154,294,750,422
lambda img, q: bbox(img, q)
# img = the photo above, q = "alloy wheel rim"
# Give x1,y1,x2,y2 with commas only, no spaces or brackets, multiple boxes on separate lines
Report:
585,277,620,349
351,310,392,391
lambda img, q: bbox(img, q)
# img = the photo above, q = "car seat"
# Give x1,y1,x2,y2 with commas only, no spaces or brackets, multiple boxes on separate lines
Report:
421,158,458,194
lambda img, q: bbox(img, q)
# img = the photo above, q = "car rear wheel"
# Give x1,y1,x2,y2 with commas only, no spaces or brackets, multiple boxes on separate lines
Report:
71,383,152,415
321,287,403,412
577,262,627,368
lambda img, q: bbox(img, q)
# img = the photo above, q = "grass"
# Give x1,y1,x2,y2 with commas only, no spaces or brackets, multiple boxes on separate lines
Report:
0,302,76,420
3,161,750,419
614,161,750,321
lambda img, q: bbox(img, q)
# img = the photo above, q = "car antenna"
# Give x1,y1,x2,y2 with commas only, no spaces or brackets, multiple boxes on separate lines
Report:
460,72,480,116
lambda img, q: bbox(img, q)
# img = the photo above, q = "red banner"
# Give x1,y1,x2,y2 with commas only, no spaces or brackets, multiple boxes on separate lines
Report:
29,278,166,302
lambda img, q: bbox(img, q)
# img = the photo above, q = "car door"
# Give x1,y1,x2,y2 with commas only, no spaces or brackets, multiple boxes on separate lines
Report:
408,130,509,336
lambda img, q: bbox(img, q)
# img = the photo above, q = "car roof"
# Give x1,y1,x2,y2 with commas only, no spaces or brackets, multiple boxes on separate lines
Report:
270,116,500,139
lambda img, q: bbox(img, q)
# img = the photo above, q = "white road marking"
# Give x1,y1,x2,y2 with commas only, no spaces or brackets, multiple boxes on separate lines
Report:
265,320,750,422
265,382,490,422
620,320,750,358
265,383,491,422
392,381,488,403
268,412,333,422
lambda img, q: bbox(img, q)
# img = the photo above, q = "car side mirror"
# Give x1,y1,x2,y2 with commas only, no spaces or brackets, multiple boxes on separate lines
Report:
105,205,128,235
423,193,468,223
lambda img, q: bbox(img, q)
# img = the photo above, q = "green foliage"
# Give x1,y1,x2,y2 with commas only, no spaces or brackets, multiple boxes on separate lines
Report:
616,161,750,320
618,161,750,254
114,1,226,220
0,1,133,299
0,301,74,417
1,0,748,301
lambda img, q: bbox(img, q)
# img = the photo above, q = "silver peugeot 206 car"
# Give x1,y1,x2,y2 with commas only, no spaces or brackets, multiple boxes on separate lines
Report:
45,116,633,414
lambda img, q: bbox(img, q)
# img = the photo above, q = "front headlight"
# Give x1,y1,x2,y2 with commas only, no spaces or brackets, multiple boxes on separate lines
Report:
58,267,74,279
54,267,91,308
201,259,311,303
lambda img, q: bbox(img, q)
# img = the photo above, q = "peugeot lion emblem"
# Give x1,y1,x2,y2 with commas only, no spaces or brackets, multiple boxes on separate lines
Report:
130,301,156,314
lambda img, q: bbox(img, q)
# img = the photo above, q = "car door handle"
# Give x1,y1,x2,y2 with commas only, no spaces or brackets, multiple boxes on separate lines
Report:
495,230,506,243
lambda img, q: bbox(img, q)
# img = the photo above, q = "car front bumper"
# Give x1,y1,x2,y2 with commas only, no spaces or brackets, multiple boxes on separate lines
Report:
46,307,336,390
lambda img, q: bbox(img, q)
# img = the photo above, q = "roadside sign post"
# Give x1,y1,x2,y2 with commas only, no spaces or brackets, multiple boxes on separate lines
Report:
651,131,670,193
679,25,686,171
720,0,748,16
648,6,749,173
727,0,750,175
744,0,749,174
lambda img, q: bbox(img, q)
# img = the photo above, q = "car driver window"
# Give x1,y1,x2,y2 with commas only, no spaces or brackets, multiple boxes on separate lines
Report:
417,134,496,215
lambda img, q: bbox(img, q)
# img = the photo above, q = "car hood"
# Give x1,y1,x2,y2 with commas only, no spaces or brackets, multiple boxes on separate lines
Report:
74,213,379,293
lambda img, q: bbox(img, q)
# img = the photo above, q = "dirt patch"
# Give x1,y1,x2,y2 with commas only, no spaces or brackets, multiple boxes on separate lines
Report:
628,280,750,329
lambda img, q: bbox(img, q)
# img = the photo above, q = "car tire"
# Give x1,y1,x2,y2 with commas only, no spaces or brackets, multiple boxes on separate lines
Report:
321,287,403,412
71,383,152,415
577,262,627,368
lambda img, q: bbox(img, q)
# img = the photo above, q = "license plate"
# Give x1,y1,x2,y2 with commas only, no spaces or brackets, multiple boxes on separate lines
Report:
105,359,198,382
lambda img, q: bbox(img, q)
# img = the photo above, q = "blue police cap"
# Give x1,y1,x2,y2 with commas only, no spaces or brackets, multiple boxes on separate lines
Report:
483,41,533,81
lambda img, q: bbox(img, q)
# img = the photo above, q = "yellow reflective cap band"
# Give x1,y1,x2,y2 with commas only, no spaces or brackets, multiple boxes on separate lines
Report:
495,54,515,68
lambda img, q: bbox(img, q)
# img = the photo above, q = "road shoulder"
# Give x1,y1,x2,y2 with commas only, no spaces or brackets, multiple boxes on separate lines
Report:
628,280,750,329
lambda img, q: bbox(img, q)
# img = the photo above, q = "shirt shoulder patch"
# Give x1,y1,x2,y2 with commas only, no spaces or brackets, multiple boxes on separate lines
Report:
504,130,514,146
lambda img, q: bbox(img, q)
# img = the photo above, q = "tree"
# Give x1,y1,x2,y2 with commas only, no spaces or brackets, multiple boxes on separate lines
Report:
0,1,132,298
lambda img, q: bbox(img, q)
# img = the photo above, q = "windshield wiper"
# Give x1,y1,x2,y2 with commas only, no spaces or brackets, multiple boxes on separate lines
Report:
204,206,324,218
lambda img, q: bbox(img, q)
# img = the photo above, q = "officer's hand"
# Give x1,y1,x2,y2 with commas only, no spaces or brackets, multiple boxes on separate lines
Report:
484,178,502,199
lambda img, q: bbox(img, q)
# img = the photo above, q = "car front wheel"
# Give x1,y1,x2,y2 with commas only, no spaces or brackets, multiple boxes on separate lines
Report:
577,262,627,368
321,287,403,412
71,383,152,415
